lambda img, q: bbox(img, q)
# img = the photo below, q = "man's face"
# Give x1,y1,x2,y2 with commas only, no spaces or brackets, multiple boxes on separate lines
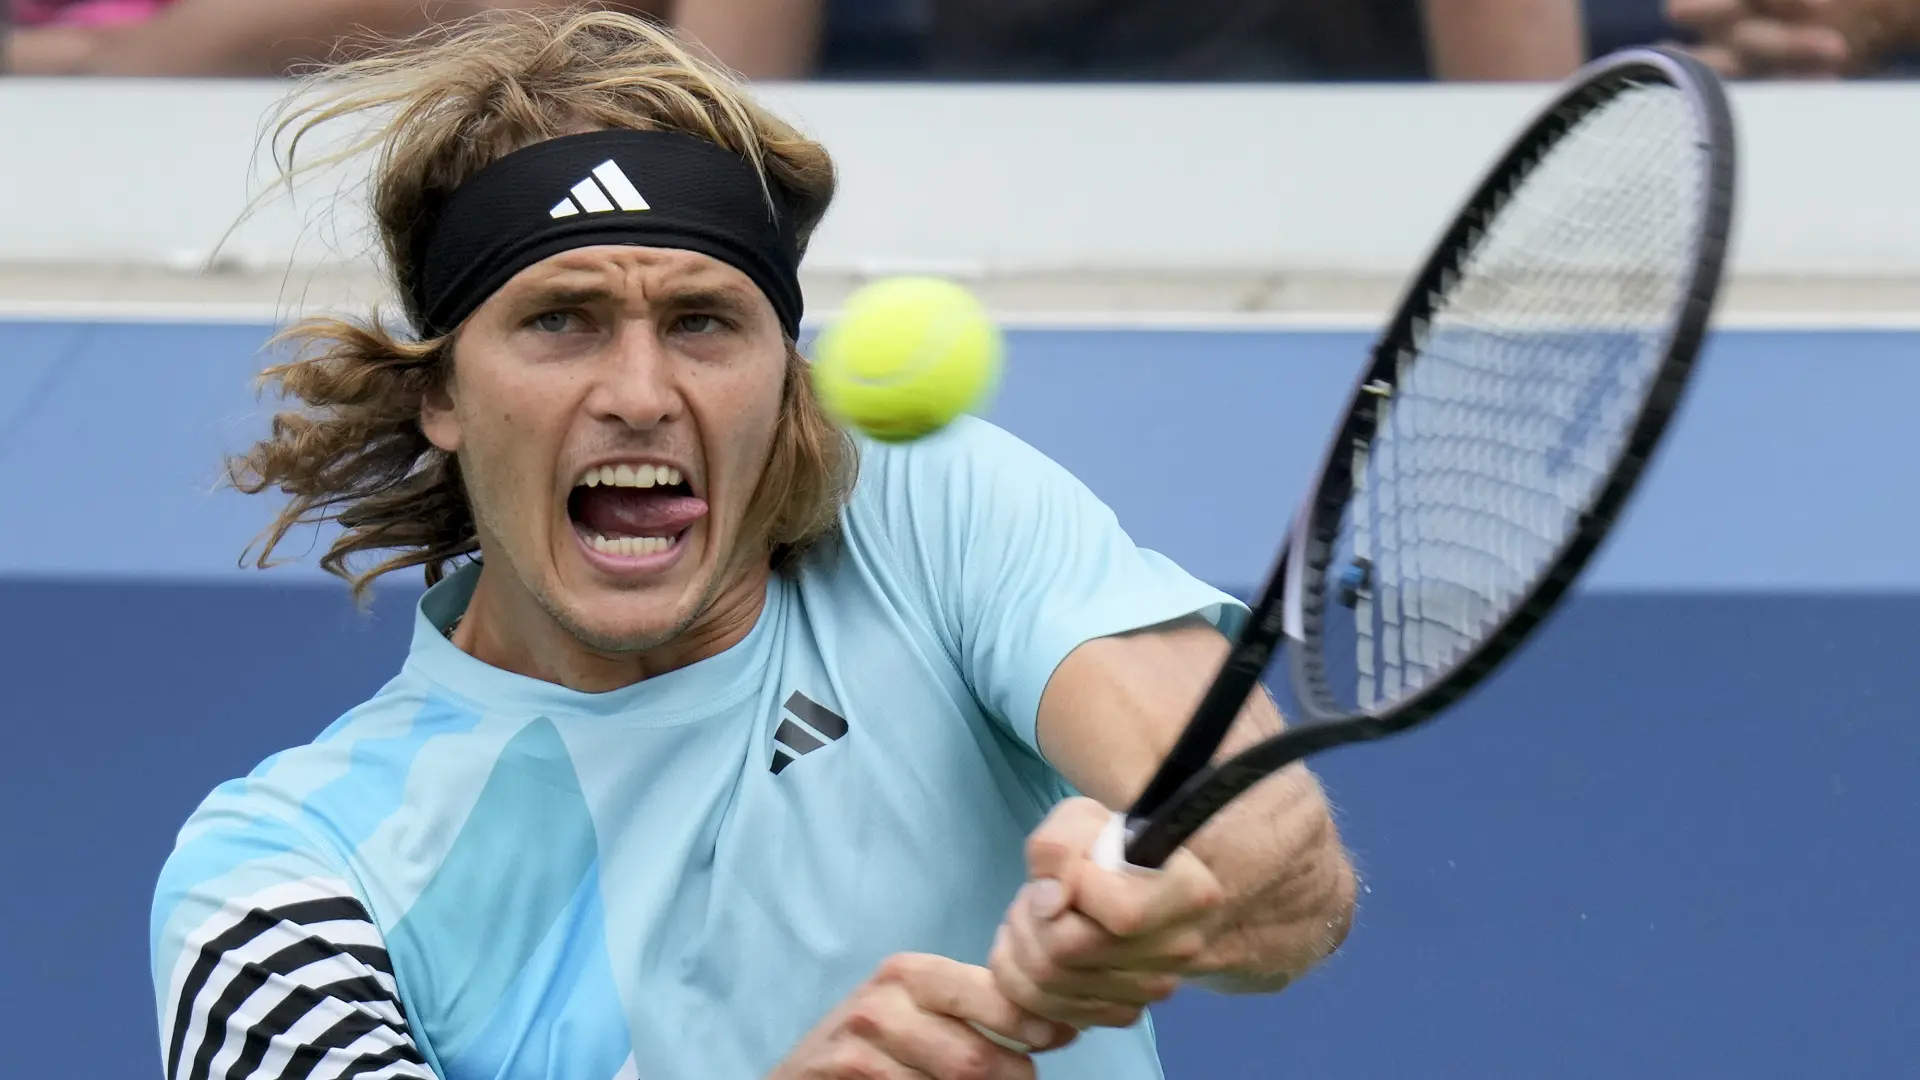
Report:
422,245,788,653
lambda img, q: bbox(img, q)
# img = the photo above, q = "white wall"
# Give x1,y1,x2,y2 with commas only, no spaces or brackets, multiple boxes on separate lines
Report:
2,78,1918,276
2,77,1918,331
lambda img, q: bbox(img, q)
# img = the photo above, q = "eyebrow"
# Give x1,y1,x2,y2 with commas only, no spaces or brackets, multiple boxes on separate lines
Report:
516,286,612,310
511,282,760,316
655,286,759,316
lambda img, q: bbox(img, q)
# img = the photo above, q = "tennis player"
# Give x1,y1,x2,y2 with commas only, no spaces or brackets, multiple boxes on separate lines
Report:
150,10,1356,1080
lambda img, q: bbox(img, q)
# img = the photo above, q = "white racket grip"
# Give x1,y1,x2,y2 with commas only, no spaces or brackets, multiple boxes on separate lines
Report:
971,1024,1033,1053
1093,808,1168,875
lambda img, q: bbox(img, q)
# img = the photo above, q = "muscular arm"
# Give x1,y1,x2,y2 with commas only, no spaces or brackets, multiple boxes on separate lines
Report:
4,0,665,77
1035,615,1357,992
1421,0,1588,80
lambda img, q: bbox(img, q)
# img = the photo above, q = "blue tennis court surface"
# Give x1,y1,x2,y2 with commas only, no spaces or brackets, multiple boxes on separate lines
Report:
2,320,1915,1079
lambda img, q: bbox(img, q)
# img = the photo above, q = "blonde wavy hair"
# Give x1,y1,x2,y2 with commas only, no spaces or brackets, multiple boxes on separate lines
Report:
230,6,857,600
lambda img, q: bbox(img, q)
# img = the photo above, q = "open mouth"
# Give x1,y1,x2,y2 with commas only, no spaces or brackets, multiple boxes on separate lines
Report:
566,462,709,563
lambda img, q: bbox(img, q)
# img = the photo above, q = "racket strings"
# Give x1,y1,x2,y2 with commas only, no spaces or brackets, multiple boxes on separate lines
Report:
1344,79,1705,710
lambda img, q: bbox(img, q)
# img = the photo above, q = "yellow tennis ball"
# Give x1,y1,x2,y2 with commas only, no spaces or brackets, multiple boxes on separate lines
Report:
811,277,1003,443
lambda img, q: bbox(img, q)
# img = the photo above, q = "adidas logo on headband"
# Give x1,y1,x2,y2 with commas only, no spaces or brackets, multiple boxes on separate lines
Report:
548,159,651,219
417,130,802,340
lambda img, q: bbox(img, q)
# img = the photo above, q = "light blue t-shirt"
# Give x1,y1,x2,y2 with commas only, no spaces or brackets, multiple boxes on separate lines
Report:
151,417,1246,1080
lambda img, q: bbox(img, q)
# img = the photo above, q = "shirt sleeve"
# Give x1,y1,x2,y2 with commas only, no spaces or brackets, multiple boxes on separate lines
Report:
851,416,1248,756
151,805,435,1080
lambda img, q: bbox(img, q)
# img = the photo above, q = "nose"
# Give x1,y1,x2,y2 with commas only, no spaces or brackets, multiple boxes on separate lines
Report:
585,323,682,431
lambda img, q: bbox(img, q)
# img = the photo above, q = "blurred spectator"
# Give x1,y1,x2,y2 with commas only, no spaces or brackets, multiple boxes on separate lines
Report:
1423,0,1590,78
1587,0,1677,54
0,0,668,75
29,0,1910,85
1668,0,1920,76
925,0,1588,81
674,0,934,78
676,0,1587,82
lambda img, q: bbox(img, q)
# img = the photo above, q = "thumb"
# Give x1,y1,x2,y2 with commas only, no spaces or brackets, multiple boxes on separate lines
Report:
1021,797,1112,917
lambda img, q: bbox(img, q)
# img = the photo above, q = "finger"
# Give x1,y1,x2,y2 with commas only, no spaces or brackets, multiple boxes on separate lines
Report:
1751,0,1834,20
1022,797,1113,886
1685,41,1748,76
811,1033,927,1080
991,923,1154,1030
887,953,1077,1052
1014,882,1199,973
1728,17,1850,73
856,988,1035,1080
1009,892,1179,998
1065,844,1225,944
1666,0,1749,36
998,907,1175,1014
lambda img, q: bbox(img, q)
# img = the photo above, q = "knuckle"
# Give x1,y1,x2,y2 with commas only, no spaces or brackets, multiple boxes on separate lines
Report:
998,983,1040,1015
821,1042,890,1080
923,979,967,1018
1193,876,1228,912
1102,904,1146,938
1167,928,1209,965
949,1043,1001,1080
1024,830,1064,865
873,952,921,985
1022,950,1065,988
839,1001,889,1042
988,930,1013,972
1143,973,1182,1002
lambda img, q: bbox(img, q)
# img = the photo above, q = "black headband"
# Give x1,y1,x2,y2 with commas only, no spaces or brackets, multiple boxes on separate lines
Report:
412,129,804,339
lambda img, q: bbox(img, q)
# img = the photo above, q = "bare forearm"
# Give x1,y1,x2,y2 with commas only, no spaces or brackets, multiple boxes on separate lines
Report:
1421,0,1587,80
1182,716,1357,990
1038,617,1357,990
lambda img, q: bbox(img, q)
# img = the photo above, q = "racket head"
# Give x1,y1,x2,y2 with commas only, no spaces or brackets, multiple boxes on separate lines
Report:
1122,47,1735,868
1287,45,1735,730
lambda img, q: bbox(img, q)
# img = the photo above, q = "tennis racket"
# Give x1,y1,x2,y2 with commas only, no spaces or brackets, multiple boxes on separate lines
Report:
1097,46,1737,872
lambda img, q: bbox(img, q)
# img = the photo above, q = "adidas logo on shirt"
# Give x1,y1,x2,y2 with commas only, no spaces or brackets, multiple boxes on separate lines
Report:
769,691,849,774
549,159,651,219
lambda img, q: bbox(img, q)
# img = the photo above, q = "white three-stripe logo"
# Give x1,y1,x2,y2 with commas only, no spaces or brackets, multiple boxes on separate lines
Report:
550,159,650,219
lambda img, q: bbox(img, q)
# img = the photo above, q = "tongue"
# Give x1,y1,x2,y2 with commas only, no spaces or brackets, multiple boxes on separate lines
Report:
573,488,709,538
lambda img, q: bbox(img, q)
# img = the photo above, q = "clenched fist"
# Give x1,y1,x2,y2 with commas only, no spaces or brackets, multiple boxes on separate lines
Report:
771,953,1079,1080
990,797,1226,1031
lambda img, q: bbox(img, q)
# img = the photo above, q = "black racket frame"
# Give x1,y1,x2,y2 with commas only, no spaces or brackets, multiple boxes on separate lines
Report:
1120,47,1737,869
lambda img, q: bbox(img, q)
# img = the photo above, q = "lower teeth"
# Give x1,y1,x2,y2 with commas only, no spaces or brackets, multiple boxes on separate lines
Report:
590,534,672,557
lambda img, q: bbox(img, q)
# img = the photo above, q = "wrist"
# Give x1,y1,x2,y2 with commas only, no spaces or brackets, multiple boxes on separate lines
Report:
1187,850,1357,991
1184,923,1306,993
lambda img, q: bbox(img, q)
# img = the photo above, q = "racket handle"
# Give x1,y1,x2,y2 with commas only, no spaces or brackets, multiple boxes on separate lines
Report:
1091,810,1130,871
971,1024,1034,1052
1092,810,1166,874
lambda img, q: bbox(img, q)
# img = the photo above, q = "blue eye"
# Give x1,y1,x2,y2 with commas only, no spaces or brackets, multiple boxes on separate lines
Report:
533,311,578,333
676,314,722,335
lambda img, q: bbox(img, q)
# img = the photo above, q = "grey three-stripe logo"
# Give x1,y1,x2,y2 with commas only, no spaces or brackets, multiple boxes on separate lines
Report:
769,691,848,774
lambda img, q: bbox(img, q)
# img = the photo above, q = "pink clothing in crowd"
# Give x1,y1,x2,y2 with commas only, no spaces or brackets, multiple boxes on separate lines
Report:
12,0,175,28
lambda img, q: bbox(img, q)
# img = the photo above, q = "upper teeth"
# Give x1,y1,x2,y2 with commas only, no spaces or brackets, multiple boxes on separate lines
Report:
580,463,684,489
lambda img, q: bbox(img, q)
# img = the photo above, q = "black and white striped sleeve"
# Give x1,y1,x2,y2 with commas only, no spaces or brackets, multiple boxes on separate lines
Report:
154,867,435,1080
